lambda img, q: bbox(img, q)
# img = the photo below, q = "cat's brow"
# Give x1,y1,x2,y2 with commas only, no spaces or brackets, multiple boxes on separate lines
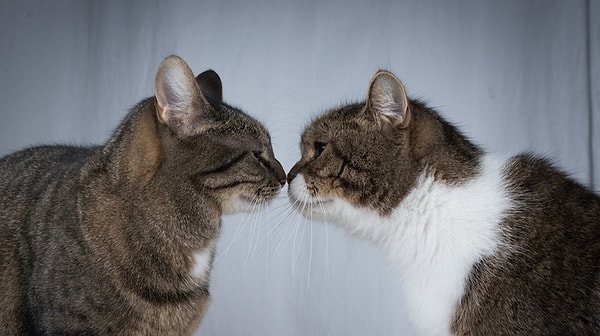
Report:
208,135,260,151
194,152,248,176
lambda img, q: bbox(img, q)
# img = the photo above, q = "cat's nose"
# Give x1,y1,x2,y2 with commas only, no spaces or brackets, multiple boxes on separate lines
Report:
286,172,296,184
271,158,286,186
277,174,286,186
287,163,300,184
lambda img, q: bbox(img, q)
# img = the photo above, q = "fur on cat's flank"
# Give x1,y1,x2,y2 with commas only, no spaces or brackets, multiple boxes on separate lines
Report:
287,70,600,335
0,55,286,335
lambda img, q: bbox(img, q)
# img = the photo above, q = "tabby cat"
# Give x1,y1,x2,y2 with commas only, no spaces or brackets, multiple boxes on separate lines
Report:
287,70,600,335
0,55,285,335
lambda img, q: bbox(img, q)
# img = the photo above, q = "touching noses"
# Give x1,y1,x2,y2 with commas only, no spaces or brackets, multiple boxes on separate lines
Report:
271,158,286,186
286,162,301,184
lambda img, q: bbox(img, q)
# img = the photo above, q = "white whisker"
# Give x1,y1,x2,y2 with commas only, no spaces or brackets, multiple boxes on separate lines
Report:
306,198,314,297
243,200,260,270
215,200,256,264
315,193,331,280
270,202,302,261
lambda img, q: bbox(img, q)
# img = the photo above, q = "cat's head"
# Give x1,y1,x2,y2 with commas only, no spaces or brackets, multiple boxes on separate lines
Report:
287,70,438,223
111,55,285,214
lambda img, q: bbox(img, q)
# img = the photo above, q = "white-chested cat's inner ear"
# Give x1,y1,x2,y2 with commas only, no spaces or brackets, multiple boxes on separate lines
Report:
155,55,209,138
366,70,410,129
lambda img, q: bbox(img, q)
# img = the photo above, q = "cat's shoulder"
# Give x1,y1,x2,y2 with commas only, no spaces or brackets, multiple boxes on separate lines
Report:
504,152,563,177
502,152,597,196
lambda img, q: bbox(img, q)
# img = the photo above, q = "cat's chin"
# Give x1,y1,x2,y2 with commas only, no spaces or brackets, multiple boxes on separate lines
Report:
223,196,270,214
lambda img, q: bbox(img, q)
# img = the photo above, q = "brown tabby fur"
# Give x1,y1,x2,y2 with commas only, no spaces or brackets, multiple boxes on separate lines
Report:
0,55,285,335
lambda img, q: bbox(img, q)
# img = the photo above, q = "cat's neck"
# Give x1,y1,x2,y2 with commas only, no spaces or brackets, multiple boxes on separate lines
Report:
327,155,512,335
407,101,483,183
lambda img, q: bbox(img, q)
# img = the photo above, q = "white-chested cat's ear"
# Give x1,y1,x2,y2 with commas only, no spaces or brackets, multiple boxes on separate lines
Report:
196,70,223,102
366,70,410,129
155,55,211,138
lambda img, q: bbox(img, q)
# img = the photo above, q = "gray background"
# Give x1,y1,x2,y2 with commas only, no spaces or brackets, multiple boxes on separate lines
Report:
1,1,598,335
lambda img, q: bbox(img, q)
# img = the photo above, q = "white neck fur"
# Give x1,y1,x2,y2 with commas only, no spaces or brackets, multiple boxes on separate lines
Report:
295,155,513,335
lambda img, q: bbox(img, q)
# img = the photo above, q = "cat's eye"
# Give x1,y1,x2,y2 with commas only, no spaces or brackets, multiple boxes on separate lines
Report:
314,142,327,159
253,151,269,166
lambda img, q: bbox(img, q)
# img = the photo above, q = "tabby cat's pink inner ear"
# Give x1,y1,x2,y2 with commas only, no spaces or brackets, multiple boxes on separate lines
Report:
154,55,208,137
367,70,410,129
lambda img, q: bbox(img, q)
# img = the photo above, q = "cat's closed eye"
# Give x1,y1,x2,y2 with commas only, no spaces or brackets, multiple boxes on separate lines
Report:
314,142,327,159
253,150,269,165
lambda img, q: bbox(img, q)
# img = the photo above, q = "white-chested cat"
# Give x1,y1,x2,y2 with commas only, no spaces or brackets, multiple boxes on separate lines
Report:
0,55,286,335
287,70,600,335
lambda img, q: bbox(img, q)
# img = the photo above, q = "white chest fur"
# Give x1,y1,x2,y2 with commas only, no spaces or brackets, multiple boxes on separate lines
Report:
191,242,215,281
290,155,513,335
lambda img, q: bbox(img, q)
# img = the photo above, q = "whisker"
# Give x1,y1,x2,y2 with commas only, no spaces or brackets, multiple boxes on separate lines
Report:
291,204,304,275
243,200,260,270
215,201,256,264
265,199,274,276
270,207,302,262
252,200,264,263
270,197,304,267
306,197,314,297
316,193,331,280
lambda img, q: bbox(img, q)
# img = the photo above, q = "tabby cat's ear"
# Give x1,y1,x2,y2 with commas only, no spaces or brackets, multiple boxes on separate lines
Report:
155,55,211,138
366,70,410,129
196,70,223,102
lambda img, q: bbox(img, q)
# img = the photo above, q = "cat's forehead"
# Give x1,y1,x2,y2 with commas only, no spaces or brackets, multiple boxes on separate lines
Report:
210,106,271,147
302,103,364,140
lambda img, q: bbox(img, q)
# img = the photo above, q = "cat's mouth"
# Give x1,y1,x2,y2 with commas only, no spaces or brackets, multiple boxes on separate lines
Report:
236,195,272,212
287,174,333,213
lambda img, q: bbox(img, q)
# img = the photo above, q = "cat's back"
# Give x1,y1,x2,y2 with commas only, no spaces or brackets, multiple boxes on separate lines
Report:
0,145,95,334
0,145,93,179
0,144,96,250
454,153,600,335
1,145,93,194
504,153,600,233
0,145,95,218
